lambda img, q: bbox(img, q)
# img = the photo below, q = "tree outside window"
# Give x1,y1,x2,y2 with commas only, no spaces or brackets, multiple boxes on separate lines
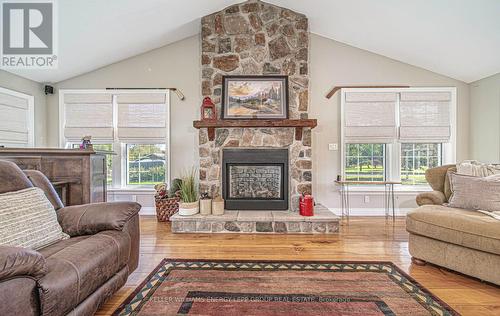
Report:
345,144,385,181
127,144,166,186
401,143,442,185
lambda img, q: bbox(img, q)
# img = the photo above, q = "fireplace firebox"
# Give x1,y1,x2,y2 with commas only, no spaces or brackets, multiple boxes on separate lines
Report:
222,148,289,210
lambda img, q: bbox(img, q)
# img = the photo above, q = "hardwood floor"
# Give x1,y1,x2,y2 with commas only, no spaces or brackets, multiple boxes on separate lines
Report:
97,216,500,316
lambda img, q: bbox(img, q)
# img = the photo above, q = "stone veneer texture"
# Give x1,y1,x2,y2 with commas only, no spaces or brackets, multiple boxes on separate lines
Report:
199,0,311,211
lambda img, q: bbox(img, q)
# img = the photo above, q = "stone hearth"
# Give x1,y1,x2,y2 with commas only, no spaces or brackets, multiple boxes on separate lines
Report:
171,204,340,234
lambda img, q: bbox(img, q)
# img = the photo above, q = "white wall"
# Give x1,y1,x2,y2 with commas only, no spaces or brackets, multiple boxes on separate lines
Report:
45,33,472,214
0,70,47,146
470,73,500,163
309,34,470,212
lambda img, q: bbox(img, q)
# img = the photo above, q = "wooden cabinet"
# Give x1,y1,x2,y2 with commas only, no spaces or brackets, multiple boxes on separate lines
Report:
0,148,107,206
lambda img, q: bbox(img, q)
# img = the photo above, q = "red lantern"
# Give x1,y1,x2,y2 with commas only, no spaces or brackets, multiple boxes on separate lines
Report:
201,97,216,121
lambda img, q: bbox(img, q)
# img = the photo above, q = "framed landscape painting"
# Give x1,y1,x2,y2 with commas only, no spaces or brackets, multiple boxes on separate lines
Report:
221,76,289,119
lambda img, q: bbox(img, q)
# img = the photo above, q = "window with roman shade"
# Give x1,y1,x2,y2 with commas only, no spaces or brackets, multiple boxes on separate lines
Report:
343,92,397,143
341,87,456,187
60,89,171,190
63,93,114,142
116,93,167,142
0,87,34,147
399,91,451,143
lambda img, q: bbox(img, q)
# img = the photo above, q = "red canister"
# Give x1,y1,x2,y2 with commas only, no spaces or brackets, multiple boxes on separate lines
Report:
299,194,314,216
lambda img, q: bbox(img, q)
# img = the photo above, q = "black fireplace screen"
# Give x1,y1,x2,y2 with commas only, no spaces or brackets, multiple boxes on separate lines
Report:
222,148,288,210
228,164,283,199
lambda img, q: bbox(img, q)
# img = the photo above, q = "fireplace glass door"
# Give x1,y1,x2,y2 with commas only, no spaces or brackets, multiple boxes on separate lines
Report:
228,164,283,200
222,148,288,210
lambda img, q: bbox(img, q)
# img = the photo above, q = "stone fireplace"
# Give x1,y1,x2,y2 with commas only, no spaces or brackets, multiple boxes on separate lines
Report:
222,148,288,210
198,0,311,211
170,0,340,233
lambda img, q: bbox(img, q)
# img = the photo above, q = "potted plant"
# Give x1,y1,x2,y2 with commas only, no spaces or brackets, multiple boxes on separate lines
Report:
178,168,199,216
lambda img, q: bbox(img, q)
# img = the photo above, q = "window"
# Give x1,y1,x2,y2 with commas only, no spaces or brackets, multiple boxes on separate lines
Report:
127,144,166,186
345,144,385,181
60,89,170,189
0,87,34,147
401,143,442,185
341,87,456,188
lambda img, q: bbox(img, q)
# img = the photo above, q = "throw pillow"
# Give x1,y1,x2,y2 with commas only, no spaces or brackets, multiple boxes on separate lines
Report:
456,160,500,177
0,187,69,250
443,166,457,201
448,173,500,213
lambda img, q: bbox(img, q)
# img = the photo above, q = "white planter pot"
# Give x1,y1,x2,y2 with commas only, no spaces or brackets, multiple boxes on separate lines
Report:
199,199,212,215
178,201,199,216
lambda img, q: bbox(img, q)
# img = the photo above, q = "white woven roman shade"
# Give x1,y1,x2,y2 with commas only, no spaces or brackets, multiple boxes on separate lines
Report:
116,93,167,142
0,91,31,146
344,92,397,143
63,93,114,142
399,91,451,143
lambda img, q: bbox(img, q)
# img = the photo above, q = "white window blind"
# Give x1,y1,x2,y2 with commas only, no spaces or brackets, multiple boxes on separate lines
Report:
63,93,114,142
0,88,34,147
343,92,397,143
61,90,169,144
116,93,167,142
399,91,451,143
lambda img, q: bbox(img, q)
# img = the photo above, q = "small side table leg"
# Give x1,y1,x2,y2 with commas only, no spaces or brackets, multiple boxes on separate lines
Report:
391,184,396,221
384,184,388,219
340,184,345,220
346,184,350,220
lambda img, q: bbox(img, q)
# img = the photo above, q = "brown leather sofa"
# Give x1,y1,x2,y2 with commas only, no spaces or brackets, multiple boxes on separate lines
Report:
407,164,500,285
0,160,141,315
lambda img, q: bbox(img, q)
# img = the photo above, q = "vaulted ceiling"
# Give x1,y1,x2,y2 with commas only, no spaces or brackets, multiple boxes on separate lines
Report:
7,0,500,83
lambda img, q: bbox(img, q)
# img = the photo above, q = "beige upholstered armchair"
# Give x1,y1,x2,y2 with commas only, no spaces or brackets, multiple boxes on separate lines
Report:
408,163,500,286
415,164,456,206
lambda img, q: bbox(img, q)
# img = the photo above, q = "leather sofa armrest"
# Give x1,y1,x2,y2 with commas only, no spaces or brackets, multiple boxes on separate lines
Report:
57,202,141,236
0,246,47,281
416,191,446,206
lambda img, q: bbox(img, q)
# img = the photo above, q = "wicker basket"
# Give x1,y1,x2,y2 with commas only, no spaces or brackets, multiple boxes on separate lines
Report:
155,196,180,222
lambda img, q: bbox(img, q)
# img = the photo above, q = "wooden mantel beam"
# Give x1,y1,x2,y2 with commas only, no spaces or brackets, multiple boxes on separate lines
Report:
326,85,410,99
193,119,317,141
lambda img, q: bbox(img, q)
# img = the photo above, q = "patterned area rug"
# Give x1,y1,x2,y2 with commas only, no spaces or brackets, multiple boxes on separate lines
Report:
113,259,458,316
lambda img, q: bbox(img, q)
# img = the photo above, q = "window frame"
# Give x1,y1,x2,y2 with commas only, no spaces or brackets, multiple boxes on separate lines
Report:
340,87,456,191
59,89,171,190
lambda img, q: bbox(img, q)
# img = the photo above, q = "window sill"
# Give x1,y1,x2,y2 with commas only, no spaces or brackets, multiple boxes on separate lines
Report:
108,187,155,193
